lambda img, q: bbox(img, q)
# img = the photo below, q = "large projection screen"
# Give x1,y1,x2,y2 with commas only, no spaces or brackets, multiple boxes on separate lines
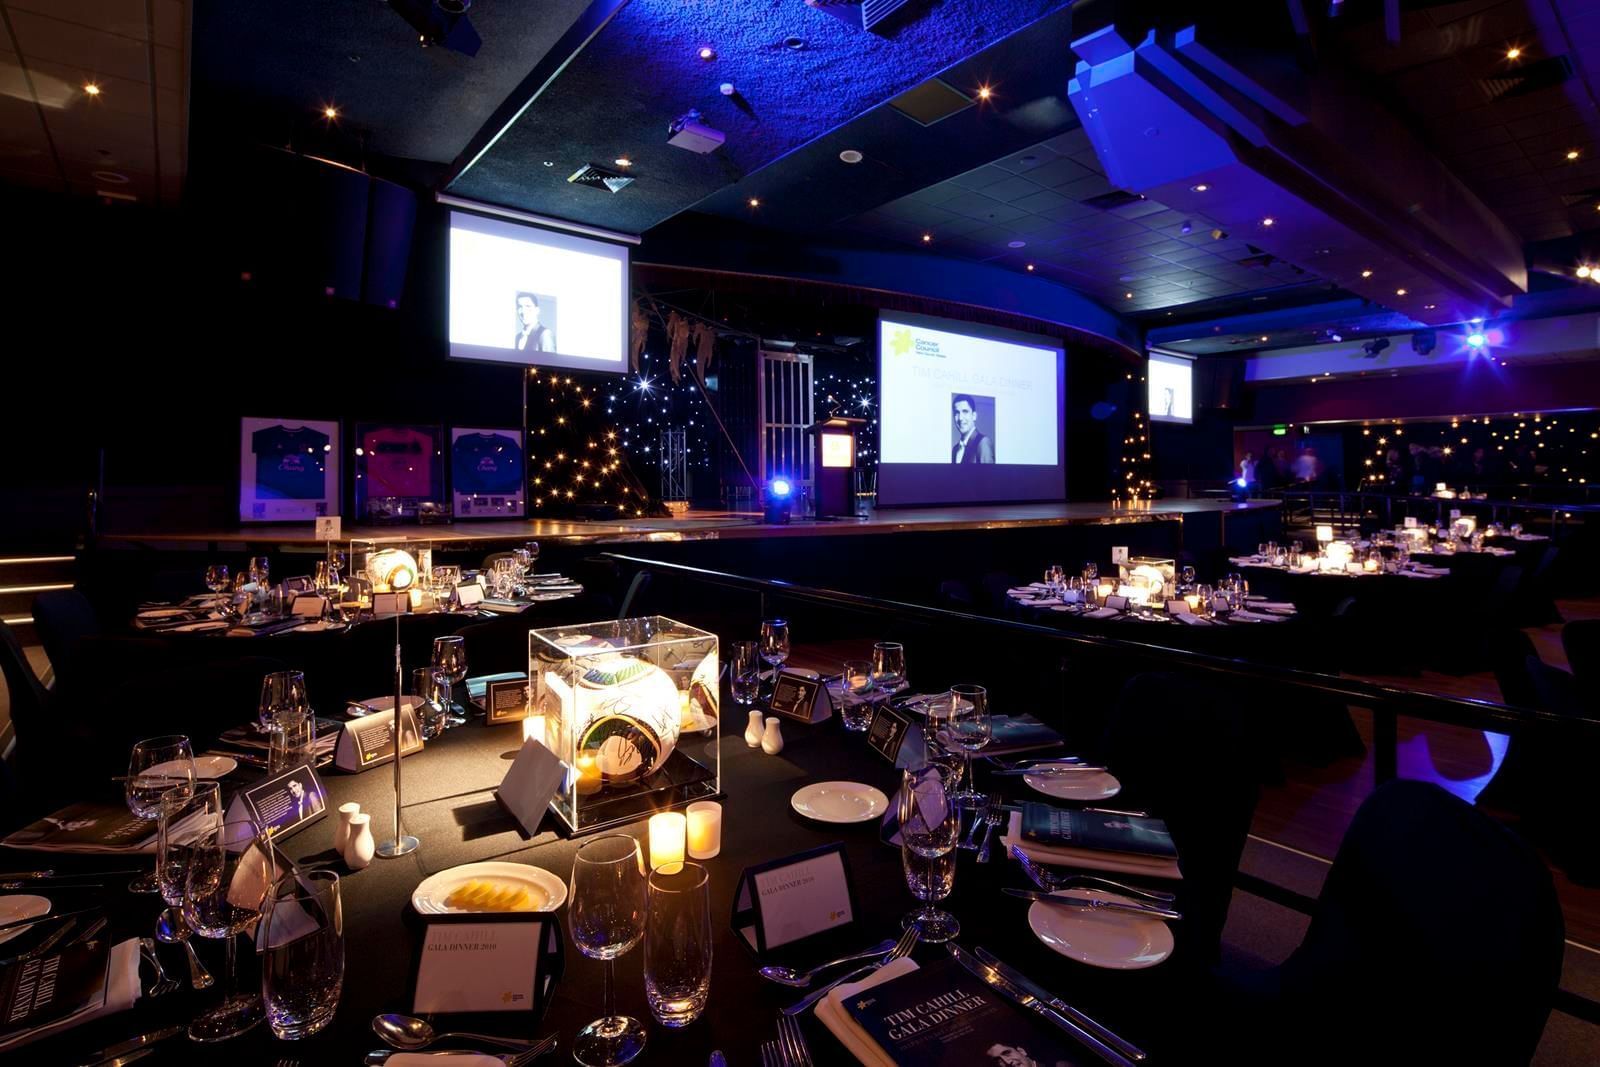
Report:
877,312,1066,507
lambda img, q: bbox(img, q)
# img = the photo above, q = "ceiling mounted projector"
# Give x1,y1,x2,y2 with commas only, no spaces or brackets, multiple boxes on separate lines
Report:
667,110,725,154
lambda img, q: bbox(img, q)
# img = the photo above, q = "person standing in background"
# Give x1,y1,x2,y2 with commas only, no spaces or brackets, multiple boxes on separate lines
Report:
1238,451,1258,487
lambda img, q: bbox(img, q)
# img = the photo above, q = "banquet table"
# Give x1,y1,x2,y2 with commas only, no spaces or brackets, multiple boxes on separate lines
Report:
9,656,1205,1066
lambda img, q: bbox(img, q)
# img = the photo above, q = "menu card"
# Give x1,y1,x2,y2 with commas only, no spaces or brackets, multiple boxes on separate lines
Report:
0,940,110,1047
1,803,156,854
843,957,1082,1067
1020,803,1176,859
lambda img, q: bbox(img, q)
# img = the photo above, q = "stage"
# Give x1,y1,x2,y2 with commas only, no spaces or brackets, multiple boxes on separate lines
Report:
94,498,1280,550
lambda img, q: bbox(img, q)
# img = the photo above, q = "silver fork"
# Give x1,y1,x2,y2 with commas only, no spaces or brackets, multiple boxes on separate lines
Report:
958,797,990,851
776,1013,814,1067
137,939,180,997
761,1040,781,1067
501,1034,558,1065
975,806,1005,864
783,924,919,1016
1009,844,1177,904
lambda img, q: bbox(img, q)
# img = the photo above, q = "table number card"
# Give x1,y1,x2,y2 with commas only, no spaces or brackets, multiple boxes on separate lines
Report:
1111,546,1129,565
1105,594,1130,612
290,594,327,618
865,703,913,764
495,737,565,837
732,843,857,953
226,763,328,840
456,582,485,609
412,913,563,1016
484,677,531,726
314,516,341,542
767,669,831,725
1165,598,1192,615
334,703,423,773
372,592,409,616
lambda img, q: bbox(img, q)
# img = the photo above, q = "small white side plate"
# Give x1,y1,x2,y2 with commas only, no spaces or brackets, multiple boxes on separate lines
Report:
1028,888,1174,970
790,782,890,824
1023,769,1122,802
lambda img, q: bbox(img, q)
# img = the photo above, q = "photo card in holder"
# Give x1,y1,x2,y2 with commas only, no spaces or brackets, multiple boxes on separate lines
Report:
290,594,328,618
334,703,424,773
1165,598,1191,615
865,702,913,764
484,676,531,726
767,669,830,725
225,763,329,840
731,842,857,955
456,582,485,608
412,912,563,1016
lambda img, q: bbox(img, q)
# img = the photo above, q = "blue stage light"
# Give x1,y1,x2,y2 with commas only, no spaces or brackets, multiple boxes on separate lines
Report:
1466,331,1487,348
764,477,794,524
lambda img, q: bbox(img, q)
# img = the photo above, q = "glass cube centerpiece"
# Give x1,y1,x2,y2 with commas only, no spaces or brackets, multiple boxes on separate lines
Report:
349,537,436,612
1118,556,1175,604
531,617,720,834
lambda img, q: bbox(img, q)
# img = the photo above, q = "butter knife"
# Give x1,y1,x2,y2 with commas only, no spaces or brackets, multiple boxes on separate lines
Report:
84,1048,156,1067
78,1026,183,1067
1003,888,1182,921
972,947,1146,1062
947,944,1136,1067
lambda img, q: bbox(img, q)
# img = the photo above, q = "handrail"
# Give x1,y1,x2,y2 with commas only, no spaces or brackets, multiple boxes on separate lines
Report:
1271,488,1600,517
601,553,1599,737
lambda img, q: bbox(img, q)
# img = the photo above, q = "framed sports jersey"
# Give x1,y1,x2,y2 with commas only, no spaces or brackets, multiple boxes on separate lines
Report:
450,427,526,518
240,417,340,522
354,422,447,522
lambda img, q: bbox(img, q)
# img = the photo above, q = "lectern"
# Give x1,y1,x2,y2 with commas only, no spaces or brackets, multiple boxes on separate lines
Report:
809,416,867,519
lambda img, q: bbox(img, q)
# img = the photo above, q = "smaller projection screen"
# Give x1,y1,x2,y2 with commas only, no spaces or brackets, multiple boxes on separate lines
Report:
1147,352,1194,424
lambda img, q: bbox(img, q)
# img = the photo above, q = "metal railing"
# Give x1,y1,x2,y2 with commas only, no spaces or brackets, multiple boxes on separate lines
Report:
1271,488,1599,537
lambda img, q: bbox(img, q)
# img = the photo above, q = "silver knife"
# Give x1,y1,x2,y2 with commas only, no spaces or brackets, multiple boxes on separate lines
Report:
990,765,1110,776
972,947,1147,1062
947,944,1137,1067
78,1027,183,1067
1003,888,1182,921
85,1048,157,1067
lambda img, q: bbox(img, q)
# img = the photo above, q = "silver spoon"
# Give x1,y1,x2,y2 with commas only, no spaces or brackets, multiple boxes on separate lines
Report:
372,1013,535,1052
757,938,897,988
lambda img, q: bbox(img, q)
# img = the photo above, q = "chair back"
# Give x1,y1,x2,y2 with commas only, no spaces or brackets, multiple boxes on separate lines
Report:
1525,655,1580,717
1489,629,1540,708
30,589,100,680
1277,780,1563,1064
1561,619,1600,691
0,621,49,754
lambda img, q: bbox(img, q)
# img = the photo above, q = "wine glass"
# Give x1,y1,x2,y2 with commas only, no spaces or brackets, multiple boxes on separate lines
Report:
730,641,761,709
870,642,905,692
920,693,965,793
643,862,712,1028
258,669,309,735
898,763,960,943
432,636,468,727
525,541,541,575
946,684,990,807
261,869,344,1040
758,620,789,696
1178,564,1196,591
206,564,231,598
183,819,276,1042
248,556,270,588
569,835,649,1067
127,735,196,893
156,781,221,955
1082,560,1099,583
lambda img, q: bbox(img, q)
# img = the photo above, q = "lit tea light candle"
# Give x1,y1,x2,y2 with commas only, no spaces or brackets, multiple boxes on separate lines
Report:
1185,594,1201,611
1363,558,1379,572
574,753,602,795
522,714,546,746
1096,582,1114,599
648,811,687,874
686,801,722,859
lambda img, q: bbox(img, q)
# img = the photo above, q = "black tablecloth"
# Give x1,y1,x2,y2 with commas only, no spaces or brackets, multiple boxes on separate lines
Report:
11,710,1205,1065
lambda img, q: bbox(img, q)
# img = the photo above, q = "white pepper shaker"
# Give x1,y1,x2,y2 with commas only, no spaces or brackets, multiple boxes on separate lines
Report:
344,813,375,870
761,716,784,755
333,802,361,856
744,709,765,747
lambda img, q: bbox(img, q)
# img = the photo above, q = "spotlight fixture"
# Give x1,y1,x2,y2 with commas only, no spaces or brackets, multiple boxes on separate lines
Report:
1180,220,1193,235
838,149,862,164
614,157,632,167
1424,304,1436,310
1506,46,1522,60
1209,228,1227,240
1191,183,1208,192
1567,149,1581,161
1360,269,1373,278
977,85,992,100
747,197,760,208
699,46,716,60
1026,264,1035,271
763,477,794,524
1360,338,1391,358
1579,266,1592,279
1125,292,1134,299
720,82,736,96
1007,240,1026,249
1395,288,1407,296
1466,330,1487,348
323,106,339,119
1260,335,1270,342
921,233,932,243
83,82,101,96
1261,217,1275,226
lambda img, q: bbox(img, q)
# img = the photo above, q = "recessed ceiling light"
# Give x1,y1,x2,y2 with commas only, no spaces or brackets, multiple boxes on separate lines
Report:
1007,240,1026,249
323,106,339,119
1360,269,1373,278
1260,335,1270,342
1191,183,1208,192
784,37,805,51
1567,149,1581,161
977,86,992,100
614,157,632,167
1395,288,1408,296
698,46,715,61
1261,217,1275,226
921,233,933,243
83,82,100,96
1125,292,1134,299
748,197,760,208
1026,264,1034,271
1506,46,1522,60
1579,266,1593,278
542,161,553,167
838,149,863,164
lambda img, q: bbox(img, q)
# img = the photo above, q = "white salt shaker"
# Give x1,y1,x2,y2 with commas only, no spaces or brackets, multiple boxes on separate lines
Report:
761,716,784,756
344,813,375,870
744,709,765,748
333,802,361,856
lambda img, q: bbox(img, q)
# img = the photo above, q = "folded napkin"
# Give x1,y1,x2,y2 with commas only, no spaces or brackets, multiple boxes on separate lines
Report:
387,1056,502,1067
1083,607,1121,619
1007,588,1034,596
1002,812,1182,880
1229,610,1286,623
1251,601,1297,612
1024,598,1063,607
815,956,921,1067
0,938,140,1052
1173,614,1214,626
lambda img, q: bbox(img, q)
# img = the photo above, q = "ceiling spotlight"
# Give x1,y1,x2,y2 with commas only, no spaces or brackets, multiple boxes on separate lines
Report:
977,86,992,100
1191,183,1208,192
323,106,339,119
614,157,632,167
1329,332,1343,342
1261,217,1275,226
1567,149,1581,161
1210,228,1227,240
1180,220,1193,235
698,46,715,61
922,233,933,243
1579,265,1592,278
1125,292,1134,299
1026,264,1035,271
747,197,760,208
839,149,863,164
1424,303,1436,310
83,82,101,96
1506,46,1522,60
1007,240,1026,249
542,161,553,167
720,82,736,96
1466,331,1487,348
1360,269,1373,278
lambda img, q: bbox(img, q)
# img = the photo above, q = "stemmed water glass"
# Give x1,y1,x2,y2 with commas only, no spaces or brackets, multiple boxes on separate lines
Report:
1178,564,1196,591
1082,560,1099,584
260,869,344,1040
946,684,990,807
643,862,712,1028
183,819,277,1042
870,641,905,691
569,835,649,1067
155,781,220,978
759,619,789,696
898,763,960,944
431,636,468,727
206,564,231,598
409,668,451,741
730,641,761,710
248,556,270,587
839,658,876,733
127,735,196,893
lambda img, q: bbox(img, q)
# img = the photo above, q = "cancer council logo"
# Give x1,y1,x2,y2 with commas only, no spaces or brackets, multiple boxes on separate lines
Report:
889,328,914,357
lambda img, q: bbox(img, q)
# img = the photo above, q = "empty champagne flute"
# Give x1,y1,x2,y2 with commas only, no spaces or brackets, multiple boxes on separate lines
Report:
127,735,196,893
569,835,649,1067
260,870,344,1040
643,862,712,1028
947,684,991,807
184,819,276,1042
730,641,761,709
431,635,468,726
899,763,960,943
158,780,221,921
870,641,906,691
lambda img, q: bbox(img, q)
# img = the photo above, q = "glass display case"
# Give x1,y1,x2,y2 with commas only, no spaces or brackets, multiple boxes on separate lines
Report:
1118,556,1175,604
530,617,720,834
349,537,437,612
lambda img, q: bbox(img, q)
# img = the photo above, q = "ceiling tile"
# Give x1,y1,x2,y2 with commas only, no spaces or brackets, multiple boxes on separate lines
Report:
981,174,1046,203
6,1,150,39
1022,155,1095,189
8,11,153,83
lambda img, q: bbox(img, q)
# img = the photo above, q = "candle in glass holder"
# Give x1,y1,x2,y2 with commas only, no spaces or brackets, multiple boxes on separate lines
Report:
686,801,722,859
574,753,602,795
522,714,546,746
648,811,687,874
1185,594,1201,611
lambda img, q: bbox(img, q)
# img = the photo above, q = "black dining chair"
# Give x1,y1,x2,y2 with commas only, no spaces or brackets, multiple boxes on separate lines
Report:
1244,780,1562,1065
0,620,58,824
1523,545,1563,626
453,616,532,678
978,571,1018,614
1101,672,1260,973
30,588,101,682
1476,630,1544,815
1560,619,1600,692
936,579,974,610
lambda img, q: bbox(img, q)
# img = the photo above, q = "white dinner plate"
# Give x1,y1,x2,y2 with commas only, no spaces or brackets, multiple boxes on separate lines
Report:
144,754,239,780
1027,888,1174,970
137,608,188,621
0,895,51,944
1022,768,1122,802
412,861,567,915
790,782,890,824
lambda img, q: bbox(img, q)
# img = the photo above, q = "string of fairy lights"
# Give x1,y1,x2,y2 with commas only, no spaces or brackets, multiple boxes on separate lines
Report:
1120,371,1155,500
1357,411,1600,491
814,367,880,472
525,368,653,515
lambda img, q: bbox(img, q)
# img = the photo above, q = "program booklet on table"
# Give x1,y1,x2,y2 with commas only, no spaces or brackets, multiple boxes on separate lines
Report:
843,956,1084,1066
1,803,157,854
